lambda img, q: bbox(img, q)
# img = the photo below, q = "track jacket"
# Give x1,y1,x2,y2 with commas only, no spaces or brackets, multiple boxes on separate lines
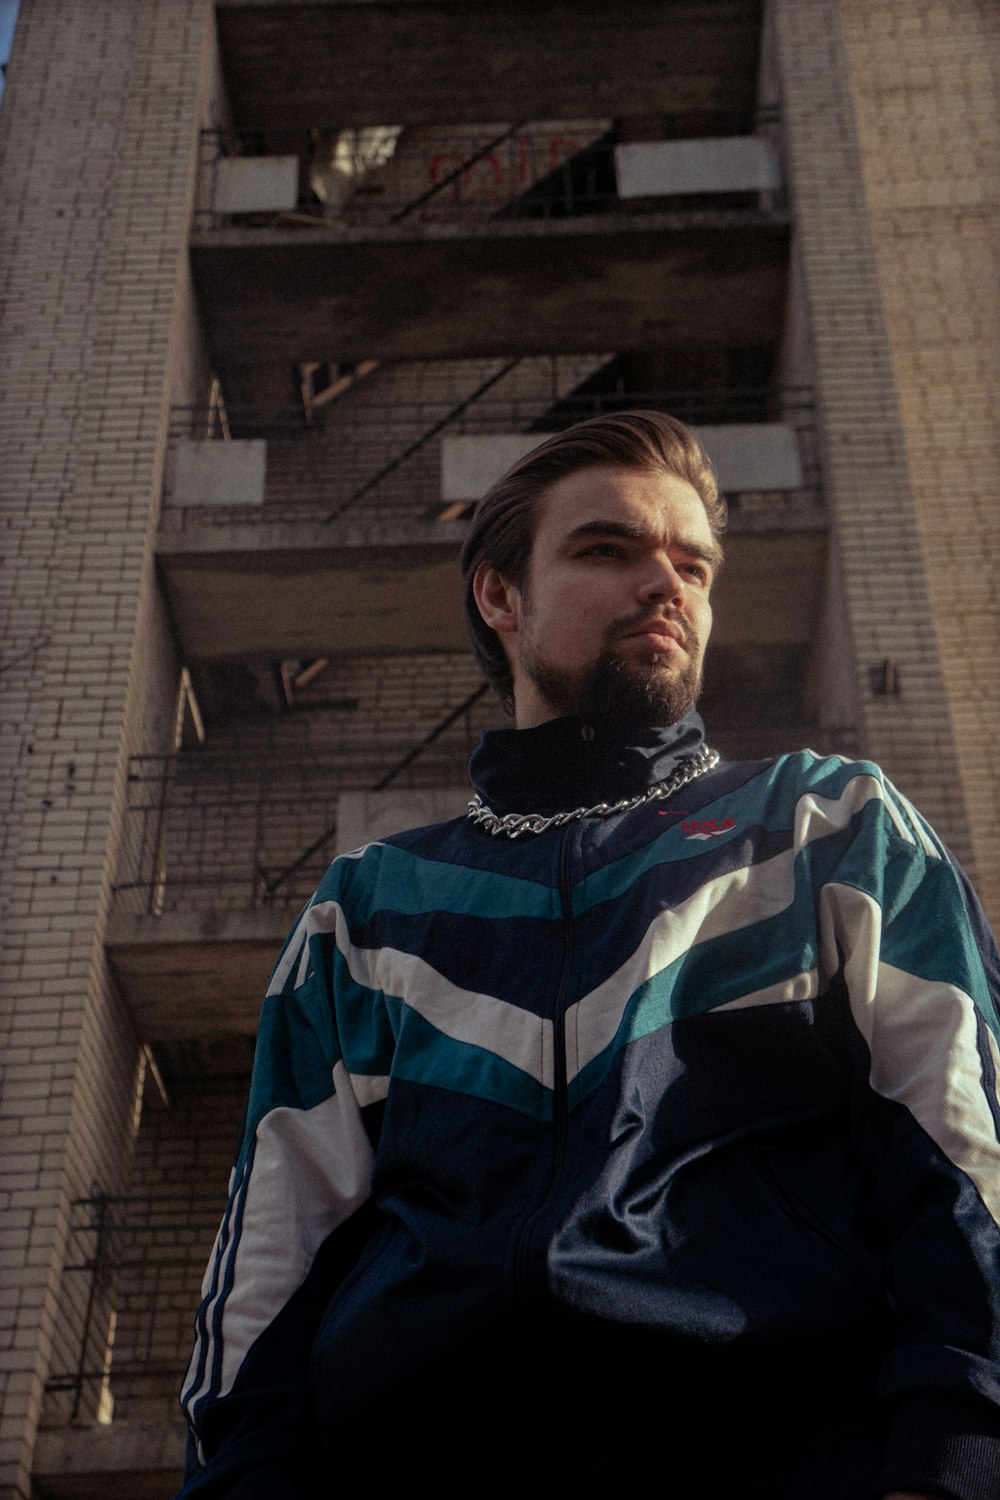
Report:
179,712,1000,1499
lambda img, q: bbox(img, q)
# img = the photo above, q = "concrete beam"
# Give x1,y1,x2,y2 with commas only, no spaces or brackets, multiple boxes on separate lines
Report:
155,512,824,663
215,0,763,128
105,910,289,1040
32,1420,184,1500
155,519,468,663
190,214,790,374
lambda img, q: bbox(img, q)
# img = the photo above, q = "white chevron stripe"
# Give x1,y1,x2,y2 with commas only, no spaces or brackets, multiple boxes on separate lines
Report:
268,775,916,1097
715,968,820,1011
350,1072,390,1109
213,1059,374,1406
567,772,909,1082
265,909,312,998
567,849,795,1081
310,899,554,1087
820,881,1000,1226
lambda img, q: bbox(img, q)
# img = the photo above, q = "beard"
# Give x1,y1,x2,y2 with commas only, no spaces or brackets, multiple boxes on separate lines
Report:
519,616,704,728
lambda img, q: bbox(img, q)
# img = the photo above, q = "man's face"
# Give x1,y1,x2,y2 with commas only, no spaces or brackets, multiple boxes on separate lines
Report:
502,466,720,729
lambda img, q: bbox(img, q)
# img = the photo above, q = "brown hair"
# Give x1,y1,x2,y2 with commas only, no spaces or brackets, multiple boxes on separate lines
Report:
460,409,726,713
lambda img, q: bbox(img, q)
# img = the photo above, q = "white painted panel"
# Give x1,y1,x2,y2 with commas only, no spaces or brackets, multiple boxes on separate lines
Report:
336,789,472,855
440,434,543,501
169,440,268,507
695,424,803,492
441,424,803,501
614,137,782,199
213,156,299,214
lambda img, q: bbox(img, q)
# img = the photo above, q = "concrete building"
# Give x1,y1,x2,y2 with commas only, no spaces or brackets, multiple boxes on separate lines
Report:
0,0,996,1494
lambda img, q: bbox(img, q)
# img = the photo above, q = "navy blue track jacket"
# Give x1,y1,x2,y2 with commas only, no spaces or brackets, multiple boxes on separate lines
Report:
179,712,1000,1498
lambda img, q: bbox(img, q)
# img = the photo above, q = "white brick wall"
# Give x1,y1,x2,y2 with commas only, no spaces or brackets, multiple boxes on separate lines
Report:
0,1,216,1492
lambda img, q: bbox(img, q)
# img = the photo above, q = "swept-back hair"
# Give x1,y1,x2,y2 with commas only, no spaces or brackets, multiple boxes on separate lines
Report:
459,409,726,713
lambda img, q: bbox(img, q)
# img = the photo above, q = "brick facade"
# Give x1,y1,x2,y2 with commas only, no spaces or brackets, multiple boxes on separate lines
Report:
772,0,976,880
0,2,216,1493
840,0,1000,918
0,1,996,1495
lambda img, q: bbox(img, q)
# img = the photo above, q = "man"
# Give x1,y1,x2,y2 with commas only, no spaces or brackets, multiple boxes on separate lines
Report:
178,412,1000,1499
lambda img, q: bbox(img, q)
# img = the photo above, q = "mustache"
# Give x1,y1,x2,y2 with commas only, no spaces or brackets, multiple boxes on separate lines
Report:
609,607,694,651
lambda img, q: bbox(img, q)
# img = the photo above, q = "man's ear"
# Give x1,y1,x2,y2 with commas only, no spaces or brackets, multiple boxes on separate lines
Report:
472,562,521,637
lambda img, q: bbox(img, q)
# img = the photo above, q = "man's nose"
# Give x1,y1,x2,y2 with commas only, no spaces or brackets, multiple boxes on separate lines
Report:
639,553,686,605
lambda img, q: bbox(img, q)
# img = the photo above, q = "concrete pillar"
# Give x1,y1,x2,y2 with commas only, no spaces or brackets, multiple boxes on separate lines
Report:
839,0,1000,920
771,0,976,874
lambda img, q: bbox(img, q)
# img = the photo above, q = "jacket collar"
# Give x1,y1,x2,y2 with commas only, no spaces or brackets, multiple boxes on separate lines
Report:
468,710,707,818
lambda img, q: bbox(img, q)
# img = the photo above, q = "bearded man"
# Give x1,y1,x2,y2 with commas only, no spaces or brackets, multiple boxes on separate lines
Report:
178,412,1000,1500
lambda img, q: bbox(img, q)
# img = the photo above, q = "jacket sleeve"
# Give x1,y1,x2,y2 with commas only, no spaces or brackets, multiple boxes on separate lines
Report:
814,765,1000,1500
176,881,388,1498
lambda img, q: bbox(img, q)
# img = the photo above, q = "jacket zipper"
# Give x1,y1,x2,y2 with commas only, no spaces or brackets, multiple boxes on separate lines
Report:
514,822,576,1298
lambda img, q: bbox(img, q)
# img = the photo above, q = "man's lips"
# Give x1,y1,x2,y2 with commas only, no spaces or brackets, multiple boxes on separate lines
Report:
617,616,688,650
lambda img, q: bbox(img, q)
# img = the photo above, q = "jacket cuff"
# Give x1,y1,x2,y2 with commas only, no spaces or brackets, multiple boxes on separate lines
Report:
876,1393,1000,1500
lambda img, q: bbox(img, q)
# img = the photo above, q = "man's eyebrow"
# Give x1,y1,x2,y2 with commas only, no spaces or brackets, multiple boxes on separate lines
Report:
565,518,724,571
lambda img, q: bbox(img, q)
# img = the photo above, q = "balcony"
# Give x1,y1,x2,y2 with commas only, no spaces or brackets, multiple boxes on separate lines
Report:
156,383,823,667
197,115,784,232
189,115,789,393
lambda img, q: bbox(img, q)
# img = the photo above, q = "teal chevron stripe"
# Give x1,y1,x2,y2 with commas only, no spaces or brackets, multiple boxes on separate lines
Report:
569,805,996,1106
568,894,824,1108
573,752,883,913
389,1007,551,1120
239,978,342,1172
799,796,992,1019
330,945,401,1076
880,855,996,1027
318,841,558,920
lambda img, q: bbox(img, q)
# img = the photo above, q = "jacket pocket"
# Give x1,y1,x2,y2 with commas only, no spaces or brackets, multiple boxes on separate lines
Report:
752,1142,883,1301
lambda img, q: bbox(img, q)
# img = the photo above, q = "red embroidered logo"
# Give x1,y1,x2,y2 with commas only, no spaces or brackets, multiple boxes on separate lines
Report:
680,817,736,840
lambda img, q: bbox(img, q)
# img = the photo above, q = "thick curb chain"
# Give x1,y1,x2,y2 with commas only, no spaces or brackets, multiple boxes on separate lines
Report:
467,744,721,839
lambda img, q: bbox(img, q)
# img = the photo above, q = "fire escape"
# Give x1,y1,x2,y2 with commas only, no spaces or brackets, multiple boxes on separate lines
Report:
37,3,837,1493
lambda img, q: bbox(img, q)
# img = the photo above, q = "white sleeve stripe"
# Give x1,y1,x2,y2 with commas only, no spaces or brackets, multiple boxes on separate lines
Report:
820,882,1000,1227
879,785,916,845
891,785,944,860
212,1060,374,1408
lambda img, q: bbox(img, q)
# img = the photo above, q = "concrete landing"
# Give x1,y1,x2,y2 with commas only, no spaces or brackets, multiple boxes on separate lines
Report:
33,1420,184,1499
105,909,289,1040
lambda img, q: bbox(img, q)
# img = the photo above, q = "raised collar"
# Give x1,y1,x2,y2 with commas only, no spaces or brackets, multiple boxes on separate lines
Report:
468,710,707,819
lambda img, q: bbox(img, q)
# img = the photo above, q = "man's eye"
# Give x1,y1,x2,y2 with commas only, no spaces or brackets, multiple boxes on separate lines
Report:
680,562,709,584
582,543,625,559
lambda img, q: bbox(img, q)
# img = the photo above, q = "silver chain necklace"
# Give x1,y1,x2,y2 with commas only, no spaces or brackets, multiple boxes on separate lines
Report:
467,743,720,839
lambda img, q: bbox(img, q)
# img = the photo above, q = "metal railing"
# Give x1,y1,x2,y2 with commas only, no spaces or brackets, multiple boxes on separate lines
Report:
161,385,820,529
113,684,494,914
45,1190,223,1421
195,110,783,230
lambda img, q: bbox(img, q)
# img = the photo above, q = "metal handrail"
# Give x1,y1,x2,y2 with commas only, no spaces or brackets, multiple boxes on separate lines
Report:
114,681,494,913
167,384,815,441
45,1190,225,1416
324,359,522,521
257,681,490,900
161,386,818,526
389,121,527,223
194,110,785,229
